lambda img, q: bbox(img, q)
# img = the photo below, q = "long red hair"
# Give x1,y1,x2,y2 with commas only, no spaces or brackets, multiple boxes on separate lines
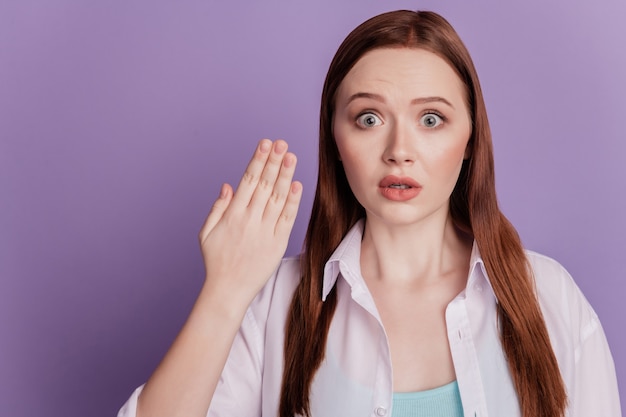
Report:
280,10,567,417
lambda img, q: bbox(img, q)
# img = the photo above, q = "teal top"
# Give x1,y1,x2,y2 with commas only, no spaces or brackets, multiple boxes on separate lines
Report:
392,381,463,417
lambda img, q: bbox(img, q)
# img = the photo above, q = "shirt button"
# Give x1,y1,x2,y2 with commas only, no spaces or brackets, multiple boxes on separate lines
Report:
474,283,483,292
375,407,387,416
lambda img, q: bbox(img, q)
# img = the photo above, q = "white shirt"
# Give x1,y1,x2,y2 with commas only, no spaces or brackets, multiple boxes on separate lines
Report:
118,220,621,417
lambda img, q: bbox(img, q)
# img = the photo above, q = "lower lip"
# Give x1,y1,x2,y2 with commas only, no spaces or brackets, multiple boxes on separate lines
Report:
379,186,421,201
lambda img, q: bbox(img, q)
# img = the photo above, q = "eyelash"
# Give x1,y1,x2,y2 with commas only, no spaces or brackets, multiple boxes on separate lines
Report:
353,109,448,129
421,110,447,125
355,111,382,129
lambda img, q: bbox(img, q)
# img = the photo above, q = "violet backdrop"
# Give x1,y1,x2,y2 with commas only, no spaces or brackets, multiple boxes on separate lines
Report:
1,0,624,416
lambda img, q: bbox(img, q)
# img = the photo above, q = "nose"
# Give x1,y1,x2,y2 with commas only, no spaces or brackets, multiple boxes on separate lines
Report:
383,122,417,165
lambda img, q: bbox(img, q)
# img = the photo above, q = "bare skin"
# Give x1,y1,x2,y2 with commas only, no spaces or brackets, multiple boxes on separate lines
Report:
361,217,472,392
333,47,474,392
137,139,302,417
137,47,475,415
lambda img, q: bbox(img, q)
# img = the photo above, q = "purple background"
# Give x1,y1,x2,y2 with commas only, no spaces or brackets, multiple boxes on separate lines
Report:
1,1,624,415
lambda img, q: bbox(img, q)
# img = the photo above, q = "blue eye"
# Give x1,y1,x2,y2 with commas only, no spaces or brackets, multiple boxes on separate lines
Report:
356,113,382,128
420,113,443,128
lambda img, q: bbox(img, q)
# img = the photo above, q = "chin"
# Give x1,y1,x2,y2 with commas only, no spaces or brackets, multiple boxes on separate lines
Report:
364,204,449,228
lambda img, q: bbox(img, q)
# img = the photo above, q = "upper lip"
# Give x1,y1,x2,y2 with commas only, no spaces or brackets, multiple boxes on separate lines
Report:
379,175,421,188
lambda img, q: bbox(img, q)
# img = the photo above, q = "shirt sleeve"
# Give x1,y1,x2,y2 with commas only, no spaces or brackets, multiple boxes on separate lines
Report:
568,316,621,416
206,307,265,416
529,252,622,417
117,385,143,417
116,257,299,417
116,307,265,417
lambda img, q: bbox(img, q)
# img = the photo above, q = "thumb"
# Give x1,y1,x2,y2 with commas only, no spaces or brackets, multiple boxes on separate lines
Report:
199,183,233,243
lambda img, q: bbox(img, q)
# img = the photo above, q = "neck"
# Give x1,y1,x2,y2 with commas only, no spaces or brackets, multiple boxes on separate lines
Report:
360,212,472,287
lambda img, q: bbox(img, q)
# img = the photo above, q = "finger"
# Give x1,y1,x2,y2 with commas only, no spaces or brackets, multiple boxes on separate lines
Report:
275,181,302,238
263,152,297,222
248,140,289,213
230,139,272,209
199,183,233,243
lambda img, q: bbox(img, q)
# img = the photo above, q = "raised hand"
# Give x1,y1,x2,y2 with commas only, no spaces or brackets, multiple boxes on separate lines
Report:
136,140,302,417
198,139,302,307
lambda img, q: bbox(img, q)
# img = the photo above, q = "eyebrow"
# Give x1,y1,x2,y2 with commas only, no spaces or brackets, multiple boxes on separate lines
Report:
345,92,455,109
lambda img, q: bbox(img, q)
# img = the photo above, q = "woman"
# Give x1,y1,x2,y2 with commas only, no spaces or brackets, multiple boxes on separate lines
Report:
119,10,620,417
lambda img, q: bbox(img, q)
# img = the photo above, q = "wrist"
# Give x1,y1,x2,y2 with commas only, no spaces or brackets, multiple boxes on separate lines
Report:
196,280,254,325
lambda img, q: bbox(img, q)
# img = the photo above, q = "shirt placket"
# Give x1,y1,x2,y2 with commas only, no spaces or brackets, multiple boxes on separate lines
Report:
345,274,394,417
446,295,489,417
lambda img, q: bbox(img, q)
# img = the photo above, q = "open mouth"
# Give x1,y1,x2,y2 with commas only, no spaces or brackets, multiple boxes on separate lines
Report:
379,175,422,201
388,184,412,189
379,175,421,189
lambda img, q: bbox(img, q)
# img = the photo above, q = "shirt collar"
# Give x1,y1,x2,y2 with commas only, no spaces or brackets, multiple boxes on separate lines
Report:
322,219,365,301
321,218,496,302
466,240,496,299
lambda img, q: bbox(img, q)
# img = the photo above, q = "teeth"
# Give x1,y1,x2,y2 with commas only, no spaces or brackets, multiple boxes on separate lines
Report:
389,184,410,189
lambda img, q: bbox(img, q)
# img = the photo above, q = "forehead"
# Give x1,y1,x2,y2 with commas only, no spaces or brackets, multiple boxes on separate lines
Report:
337,47,466,103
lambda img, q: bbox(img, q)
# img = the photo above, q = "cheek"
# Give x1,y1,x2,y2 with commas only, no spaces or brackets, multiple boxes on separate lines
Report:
338,150,367,184
333,119,346,159
427,137,470,180
335,141,373,194
334,126,363,173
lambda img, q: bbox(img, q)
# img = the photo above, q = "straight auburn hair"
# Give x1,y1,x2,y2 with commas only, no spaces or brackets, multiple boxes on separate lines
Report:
280,10,567,417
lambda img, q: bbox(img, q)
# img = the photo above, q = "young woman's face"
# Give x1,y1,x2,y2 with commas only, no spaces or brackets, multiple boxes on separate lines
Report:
333,47,472,227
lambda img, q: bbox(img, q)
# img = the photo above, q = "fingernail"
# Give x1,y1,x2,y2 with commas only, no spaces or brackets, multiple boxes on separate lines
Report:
283,153,295,168
219,184,228,198
274,140,287,153
259,140,271,153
